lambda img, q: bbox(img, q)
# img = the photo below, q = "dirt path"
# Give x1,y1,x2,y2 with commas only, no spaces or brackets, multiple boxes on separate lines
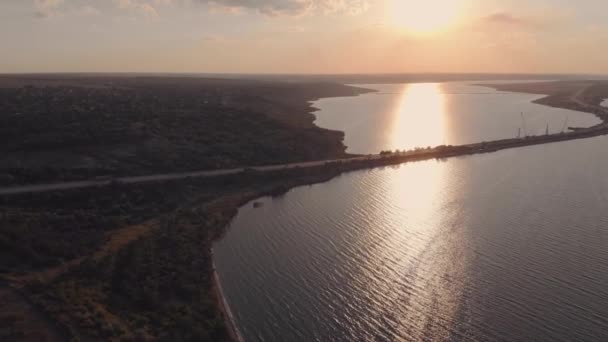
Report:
0,220,158,341
92,222,157,261
7,221,158,289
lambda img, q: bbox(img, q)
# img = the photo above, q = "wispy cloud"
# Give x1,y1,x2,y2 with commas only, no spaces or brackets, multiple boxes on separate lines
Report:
33,0,65,18
480,12,538,28
33,0,368,19
199,0,369,16
113,0,159,18
33,0,101,19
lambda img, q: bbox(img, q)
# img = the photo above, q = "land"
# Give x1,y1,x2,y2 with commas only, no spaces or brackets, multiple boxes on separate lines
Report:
0,75,373,341
0,169,350,341
484,81,607,120
2,80,608,197
2,75,608,341
219,72,601,84
0,75,371,185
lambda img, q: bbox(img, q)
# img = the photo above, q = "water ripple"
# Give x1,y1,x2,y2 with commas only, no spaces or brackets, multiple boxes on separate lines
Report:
215,136,608,341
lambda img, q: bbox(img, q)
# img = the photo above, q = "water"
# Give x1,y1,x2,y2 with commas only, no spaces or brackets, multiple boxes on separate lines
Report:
313,83,600,154
215,136,608,341
214,83,608,341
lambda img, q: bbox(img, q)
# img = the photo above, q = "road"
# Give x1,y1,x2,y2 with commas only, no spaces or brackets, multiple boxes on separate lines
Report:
0,156,383,196
3,131,608,197
3,84,608,197
2,121,608,197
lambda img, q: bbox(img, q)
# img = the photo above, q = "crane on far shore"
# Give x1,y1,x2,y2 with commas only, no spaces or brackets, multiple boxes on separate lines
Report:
561,115,569,133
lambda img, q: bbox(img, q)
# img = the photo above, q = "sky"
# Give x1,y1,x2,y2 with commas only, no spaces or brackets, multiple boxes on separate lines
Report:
1,0,607,74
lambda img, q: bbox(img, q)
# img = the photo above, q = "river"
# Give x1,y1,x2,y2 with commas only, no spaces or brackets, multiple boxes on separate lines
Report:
214,83,608,341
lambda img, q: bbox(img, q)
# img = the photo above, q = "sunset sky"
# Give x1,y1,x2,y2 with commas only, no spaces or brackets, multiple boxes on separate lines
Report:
2,0,607,74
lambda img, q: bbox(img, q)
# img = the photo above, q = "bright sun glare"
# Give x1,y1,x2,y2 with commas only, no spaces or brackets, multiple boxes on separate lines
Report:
390,83,447,150
389,0,462,35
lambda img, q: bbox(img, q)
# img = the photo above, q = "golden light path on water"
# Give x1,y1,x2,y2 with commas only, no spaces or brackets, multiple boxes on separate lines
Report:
389,83,449,151
312,82,600,155
216,85,608,341
356,157,469,340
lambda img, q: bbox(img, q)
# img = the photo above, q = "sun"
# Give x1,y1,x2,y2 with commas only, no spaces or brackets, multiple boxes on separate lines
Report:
388,0,462,35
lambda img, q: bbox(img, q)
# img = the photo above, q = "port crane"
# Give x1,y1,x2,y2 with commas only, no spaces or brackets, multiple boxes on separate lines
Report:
561,115,569,133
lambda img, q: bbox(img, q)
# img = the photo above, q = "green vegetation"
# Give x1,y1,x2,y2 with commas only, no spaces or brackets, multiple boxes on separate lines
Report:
0,167,344,341
32,213,227,341
0,76,371,341
0,76,370,185
0,171,252,340
0,181,211,274
2,76,608,341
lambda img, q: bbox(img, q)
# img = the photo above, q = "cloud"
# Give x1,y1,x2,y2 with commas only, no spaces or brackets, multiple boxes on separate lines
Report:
33,0,101,18
33,0,368,18
114,0,159,17
77,5,101,16
479,12,540,29
33,0,65,18
470,5,579,36
199,0,369,16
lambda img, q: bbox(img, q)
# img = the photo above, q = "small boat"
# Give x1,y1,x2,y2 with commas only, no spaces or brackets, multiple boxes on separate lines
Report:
253,202,264,209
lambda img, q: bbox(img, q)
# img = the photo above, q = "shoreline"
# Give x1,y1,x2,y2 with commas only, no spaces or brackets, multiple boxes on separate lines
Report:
6,81,607,197
4,79,608,340
212,256,245,342
483,81,608,122
208,80,608,341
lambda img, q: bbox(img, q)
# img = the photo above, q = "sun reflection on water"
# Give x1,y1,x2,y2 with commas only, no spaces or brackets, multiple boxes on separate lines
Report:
389,83,448,151
356,160,470,340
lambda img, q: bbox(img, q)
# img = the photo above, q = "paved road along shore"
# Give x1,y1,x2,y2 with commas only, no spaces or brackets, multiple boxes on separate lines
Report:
2,122,608,196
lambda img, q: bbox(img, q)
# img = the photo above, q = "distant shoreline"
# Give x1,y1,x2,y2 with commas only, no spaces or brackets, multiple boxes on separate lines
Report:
482,81,608,122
